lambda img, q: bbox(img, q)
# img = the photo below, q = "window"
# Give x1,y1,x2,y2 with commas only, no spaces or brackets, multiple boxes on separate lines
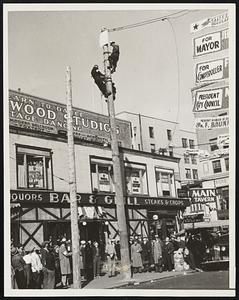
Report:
155,168,175,197
217,187,229,210
167,129,172,141
192,169,198,180
168,146,174,157
212,160,222,173
149,126,154,138
185,168,191,179
189,139,195,149
150,144,155,153
209,138,219,152
125,162,148,195
133,126,137,137
184,154,190,164
16,146,53,189
90,158,114,193
225,157,229,171
191,154,197,165
138,144,141,150
182,138,187,148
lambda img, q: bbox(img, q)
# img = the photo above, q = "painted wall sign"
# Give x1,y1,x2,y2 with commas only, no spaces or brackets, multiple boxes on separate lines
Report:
189,188,217,204
191,11,228,34
10,190,190,207
193,29,229,57
195,116,229,130
195,58,229,83
193,87,229,112
214,177,229,188
9,90,132,148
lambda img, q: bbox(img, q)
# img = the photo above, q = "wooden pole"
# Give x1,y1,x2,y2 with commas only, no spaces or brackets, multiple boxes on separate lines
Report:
66,66,81,288
102,39,131,280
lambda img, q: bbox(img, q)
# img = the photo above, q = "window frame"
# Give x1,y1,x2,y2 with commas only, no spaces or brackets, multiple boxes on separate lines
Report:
155,167,176,197
149,126,154,139
184,154,190,164
191,154,197,165
16,144,54,190
192,169,198,180
167,129,172,141
212,160,222,174
189,139,195,149
185,168,191,179
224,157,229,171
182,138,188,148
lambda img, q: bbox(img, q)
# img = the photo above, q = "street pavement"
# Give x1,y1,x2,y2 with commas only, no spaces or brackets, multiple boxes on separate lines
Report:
118,270,229,289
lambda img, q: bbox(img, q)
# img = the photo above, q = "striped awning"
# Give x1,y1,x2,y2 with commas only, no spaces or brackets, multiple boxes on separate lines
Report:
78,206,106,219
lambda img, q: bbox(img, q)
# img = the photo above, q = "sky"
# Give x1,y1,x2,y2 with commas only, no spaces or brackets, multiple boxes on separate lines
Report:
8,6,225,131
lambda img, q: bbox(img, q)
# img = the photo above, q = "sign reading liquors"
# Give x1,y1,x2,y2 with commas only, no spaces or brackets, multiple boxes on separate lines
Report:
189,188,217,204
195,58,229,83
194,29,229,57
9,90,132,148
195,116,229,130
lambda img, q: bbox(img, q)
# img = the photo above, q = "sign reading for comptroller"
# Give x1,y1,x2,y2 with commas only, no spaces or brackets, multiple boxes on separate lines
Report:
193,29,228,57
195,57,229,83
9,90,132,148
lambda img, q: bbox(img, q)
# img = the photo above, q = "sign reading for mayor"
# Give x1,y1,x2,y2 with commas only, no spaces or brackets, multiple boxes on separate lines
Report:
195,57,229,83
193,29,228,57
193,86,229,112
191,11,228,34
195,116,229,130
189,189,217,204
9,90,132,148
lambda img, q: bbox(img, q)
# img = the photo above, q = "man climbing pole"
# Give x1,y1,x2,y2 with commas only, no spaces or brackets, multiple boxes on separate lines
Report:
91,65,111,98
108,42,120,73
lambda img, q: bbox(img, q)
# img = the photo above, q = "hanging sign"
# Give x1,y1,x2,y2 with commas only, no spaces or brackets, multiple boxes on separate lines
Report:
193,29,229,57
189,188,217,204
183,214,204,223
193,86,229,112
195,57,229,83
195,116,229,130
191,11,229,34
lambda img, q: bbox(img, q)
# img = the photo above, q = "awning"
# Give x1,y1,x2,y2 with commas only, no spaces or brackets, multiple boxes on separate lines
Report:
184,219,229,229
78,206,106,219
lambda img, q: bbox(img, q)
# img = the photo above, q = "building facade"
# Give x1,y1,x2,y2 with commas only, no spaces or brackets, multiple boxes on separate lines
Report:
9,90,189,250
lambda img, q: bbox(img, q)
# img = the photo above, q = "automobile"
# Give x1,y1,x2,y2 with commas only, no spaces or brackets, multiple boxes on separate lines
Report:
201,233,229,271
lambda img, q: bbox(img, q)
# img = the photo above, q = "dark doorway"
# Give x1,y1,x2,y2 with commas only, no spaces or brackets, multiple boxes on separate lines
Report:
43,221,71,244
79,221,105,243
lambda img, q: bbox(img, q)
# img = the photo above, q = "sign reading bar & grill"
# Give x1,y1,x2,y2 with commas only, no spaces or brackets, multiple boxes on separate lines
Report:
193,29,228,57
193,86,228,112
9,90,132,148
195,58,229,83
189,188,217,204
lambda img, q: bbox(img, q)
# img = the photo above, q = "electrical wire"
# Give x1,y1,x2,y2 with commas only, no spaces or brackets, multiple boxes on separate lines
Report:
109,10,190,32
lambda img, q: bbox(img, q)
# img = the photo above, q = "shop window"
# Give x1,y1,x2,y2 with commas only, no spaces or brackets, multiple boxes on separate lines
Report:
217,186,229,210
209,138,219,152
167,129,172,141
90,158,114,193
191,154,197,165
182,138,188,148
185,168,191,179
125,162,148,195
225,157,229,171
189,139,195,149
149,126,154,138
212,160,222,173
192,169,198,180
155,168,175,197
184,154,190,164
16,146,53,189
150,143,156,153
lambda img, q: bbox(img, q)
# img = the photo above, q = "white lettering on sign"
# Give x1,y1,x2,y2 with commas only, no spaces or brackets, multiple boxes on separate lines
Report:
190,189,216,204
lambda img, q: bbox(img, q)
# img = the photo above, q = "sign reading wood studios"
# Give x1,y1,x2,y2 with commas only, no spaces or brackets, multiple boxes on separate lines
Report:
9,90,132,148
10,190,190,208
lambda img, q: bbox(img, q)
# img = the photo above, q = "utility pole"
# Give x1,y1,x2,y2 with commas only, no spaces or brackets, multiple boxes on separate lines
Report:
102,31,131,280
66,66,81,288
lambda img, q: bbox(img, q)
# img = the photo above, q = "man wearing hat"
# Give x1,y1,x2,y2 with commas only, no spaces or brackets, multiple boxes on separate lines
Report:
11,247,27,289
40,241,56,289
108,41,120,73
59,237,71,287
79,240,87,281
91,65,111,98
30,247,43,288
105,239,116,277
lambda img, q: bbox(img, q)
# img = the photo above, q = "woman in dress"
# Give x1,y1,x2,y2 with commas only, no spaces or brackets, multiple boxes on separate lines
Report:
58,237,72,287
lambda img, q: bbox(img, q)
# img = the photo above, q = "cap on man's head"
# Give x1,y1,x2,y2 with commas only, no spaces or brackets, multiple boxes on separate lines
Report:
94,65,99,68
110,41,115,45
155,235,159,238
80,240,86,244
61,237,67,242
11,247,18,255
42,241,49,248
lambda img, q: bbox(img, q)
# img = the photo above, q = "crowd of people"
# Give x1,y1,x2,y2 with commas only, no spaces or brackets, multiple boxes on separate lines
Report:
11,232,205,289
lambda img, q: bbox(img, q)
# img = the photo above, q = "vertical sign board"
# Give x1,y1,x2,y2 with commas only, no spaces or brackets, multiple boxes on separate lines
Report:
193,29,229,57
195,58,229,84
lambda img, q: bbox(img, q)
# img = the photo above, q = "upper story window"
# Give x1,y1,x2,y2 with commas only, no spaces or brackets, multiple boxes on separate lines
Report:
133,126,137,137
149,126,154,139
125,162,148,195
191,154,197,165
209,138,219,152
182,138,188,148
168,146,174,157
90,158,114,193
150,144,156,153
225,157,229,171
185,168,191,179
155,168,175,197
192,169,198,180
189,139,195,149
184,154,190,164
16,145,53,190
167,129,172,141
212,160,222,173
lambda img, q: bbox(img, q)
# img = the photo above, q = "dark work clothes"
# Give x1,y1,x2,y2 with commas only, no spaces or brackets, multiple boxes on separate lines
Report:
109,44,120,72
92,246,101,277
91,66,108,97
115,242,121,261
164,242,174,271
184,250,196,270
11,253,26,289
85,244,94,280
41,248,55,289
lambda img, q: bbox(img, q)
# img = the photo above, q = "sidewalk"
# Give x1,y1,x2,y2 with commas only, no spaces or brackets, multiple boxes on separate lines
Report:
82,270,194,289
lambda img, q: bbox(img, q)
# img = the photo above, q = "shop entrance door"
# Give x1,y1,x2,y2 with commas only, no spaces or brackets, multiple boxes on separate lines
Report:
79,221,105,244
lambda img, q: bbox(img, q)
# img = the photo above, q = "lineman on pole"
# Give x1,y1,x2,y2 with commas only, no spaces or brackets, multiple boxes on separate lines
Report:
108,41,120,73
99,27,131,280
